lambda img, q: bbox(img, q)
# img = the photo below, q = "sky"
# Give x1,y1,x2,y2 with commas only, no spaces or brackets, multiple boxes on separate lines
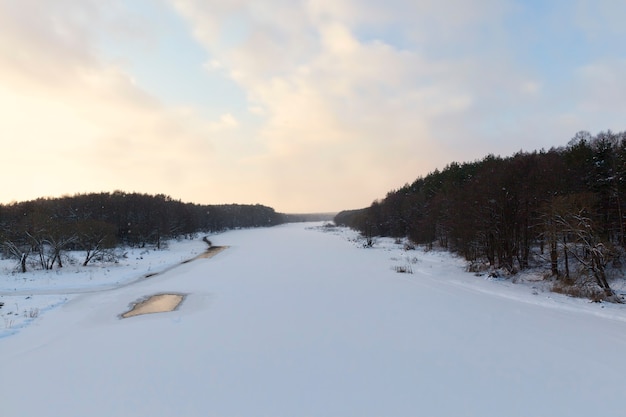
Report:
0,0,624,213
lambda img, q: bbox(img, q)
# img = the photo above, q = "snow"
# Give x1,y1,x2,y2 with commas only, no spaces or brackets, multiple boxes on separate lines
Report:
0,237,208,338
1,222,626,417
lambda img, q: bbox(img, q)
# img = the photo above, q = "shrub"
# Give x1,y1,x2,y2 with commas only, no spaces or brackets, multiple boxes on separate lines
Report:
393,265,413,274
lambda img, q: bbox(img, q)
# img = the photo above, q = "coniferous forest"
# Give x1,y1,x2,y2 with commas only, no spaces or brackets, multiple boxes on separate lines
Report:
0,191,283,271
335,130,626,300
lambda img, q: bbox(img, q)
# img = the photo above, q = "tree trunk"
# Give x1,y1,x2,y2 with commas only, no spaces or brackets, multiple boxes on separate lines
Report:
550,240,559,277
591,250,613,295
563,236,570,280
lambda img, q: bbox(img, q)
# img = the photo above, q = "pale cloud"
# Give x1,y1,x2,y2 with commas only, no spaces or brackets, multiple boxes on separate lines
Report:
0,0,236,206
520,81,541,96
203,59,223,71
573,59,626,121
2,0,624,212
170,0,480,210
209,113,239,130
575,0,626,37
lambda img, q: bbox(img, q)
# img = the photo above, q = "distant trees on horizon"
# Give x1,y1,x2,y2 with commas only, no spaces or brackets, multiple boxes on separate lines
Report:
0,191,284,272
335,130,626,301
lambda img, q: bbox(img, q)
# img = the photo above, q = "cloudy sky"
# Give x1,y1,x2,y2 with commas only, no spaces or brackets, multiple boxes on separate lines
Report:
0,0,624,213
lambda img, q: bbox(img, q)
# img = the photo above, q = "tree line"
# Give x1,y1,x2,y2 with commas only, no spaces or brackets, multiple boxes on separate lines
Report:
0,191,283,272
335,130,626,300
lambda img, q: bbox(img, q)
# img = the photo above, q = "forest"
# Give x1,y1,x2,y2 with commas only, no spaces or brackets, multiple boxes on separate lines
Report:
335,130,626,301
0,191,283,272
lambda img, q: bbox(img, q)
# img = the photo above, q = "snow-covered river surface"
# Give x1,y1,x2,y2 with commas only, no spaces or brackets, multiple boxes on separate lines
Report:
1,223,626,417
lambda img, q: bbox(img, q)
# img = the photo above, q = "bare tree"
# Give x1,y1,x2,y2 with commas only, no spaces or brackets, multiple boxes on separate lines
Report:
77,220,117,266
540,194,615,296
2,240,30,273
44,234,77,268
557,212,614,296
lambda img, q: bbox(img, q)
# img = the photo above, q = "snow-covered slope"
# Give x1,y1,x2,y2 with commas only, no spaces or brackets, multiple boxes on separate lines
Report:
0,237,209,337
1,223,625,417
